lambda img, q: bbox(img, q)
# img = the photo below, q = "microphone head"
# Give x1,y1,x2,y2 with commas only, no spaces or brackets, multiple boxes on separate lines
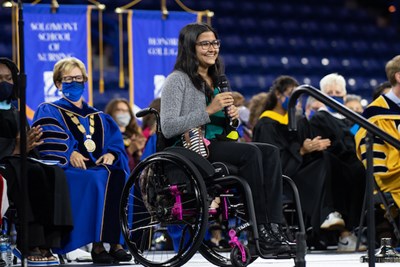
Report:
217,74,230,92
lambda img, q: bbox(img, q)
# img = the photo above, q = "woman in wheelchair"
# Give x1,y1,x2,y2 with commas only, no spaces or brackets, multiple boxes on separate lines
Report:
159,22,294,255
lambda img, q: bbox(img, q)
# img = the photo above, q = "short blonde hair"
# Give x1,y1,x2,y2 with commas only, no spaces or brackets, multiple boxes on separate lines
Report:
385,55,400,86
53,57,88,85
319,73,346,95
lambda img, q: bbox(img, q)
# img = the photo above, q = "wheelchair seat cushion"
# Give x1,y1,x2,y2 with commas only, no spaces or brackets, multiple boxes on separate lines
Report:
164,146,215,178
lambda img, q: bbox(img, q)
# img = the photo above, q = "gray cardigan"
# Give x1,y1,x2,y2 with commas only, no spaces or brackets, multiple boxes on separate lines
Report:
160,70,210,139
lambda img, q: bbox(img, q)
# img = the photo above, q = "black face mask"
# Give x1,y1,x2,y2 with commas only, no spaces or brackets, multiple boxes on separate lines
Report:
0,81,13,102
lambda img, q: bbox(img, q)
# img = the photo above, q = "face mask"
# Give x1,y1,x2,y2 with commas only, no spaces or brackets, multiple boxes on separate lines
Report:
332,96,344,105
0,81,13,102
0,101,11,110
307,109,316,120
281,96,289,111
62,81,84,102
115,113,131,127
327,96,344,113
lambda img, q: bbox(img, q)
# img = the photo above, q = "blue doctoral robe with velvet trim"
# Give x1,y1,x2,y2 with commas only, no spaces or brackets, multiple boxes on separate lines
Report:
33,98,129,254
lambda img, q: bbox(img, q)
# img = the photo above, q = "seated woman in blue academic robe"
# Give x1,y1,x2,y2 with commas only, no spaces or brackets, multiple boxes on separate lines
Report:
32,57,132,263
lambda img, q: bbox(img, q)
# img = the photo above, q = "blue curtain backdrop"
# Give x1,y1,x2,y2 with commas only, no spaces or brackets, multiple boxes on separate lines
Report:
23,4,92,121
128,10,197,112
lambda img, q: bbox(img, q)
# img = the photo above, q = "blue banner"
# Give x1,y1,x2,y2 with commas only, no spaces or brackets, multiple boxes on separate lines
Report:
128,10,197,112
23,4,92,121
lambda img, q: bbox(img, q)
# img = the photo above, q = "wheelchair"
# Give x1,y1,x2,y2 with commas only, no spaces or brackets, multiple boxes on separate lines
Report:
119,108,306,267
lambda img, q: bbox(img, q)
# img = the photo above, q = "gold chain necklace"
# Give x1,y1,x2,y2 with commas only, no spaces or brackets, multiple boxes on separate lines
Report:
66,112,96,152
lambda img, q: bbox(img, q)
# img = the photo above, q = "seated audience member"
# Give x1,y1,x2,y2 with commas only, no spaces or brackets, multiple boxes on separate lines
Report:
309,73,366,251
232,91,245,107
160,22,293,254
356,55,400,210
141,97,161,140
232,91,251,142
32,57,132,263
344,94,364,114
105,98,146,171
372,81,391,101
344,94,364,135
246,92,269,139
304,97,325,120
0,58,73,264
253,76,336,236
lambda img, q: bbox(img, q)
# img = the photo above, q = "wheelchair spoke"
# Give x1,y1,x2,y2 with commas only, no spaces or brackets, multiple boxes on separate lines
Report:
129,221,160,234
129,210,157,216
130,215,158,226
130,192,147,204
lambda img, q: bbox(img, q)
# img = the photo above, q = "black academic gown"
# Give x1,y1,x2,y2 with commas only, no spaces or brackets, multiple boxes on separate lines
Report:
309,110,365,229
0,106,73,248
253,115,334,231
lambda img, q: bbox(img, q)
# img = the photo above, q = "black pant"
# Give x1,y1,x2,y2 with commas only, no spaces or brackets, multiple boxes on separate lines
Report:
328,153,366,229
0,159,73,248
290,153,333,231
207,141,283,225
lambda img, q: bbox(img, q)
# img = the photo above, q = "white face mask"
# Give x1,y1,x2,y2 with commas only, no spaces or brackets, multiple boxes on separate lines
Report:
115,113,131,127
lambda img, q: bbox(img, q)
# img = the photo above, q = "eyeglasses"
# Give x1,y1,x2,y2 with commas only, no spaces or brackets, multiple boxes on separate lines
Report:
61,75,87,83
196,39,221,50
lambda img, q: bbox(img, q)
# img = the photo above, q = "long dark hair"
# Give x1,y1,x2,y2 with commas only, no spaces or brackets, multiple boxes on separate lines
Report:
264,75,299,110
174,22,223,94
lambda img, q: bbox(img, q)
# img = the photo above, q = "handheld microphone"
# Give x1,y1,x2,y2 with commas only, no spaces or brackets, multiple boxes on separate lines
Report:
217,75,238,128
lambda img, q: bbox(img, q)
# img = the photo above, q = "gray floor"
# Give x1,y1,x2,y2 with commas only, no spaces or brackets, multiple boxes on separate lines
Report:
13,247,398,266
49,251,392,267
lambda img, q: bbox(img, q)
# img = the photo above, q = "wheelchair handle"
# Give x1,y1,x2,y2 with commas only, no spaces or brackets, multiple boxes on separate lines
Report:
136,107,157,118
135,107,161,134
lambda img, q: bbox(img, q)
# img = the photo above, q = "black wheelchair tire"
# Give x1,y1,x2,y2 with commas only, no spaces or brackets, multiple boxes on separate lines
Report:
120,151,209,267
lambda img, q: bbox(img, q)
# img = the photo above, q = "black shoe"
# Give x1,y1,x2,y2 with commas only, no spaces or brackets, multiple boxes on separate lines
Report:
268,223,297,253
91,250,114,264
109,249,133,262
257,224,291,255
109,248,132,262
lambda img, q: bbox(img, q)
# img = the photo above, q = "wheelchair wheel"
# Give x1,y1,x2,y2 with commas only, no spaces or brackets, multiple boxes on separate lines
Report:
199,188,258,266
199,223,258,267
230,245,251,267
120,152,209,267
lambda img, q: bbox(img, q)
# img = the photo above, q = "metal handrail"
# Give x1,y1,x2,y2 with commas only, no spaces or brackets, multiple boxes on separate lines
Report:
288,84,400,149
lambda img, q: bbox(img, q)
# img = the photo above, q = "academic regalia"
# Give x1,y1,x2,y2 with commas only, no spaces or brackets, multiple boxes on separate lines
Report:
355,95,400,208
0,106,73,248
33,98,129,254
253,111,333,230
310,110,365,229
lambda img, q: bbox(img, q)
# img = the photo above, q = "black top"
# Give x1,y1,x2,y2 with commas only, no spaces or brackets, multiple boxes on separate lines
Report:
309,110,357,162
253,115,316,177
0,106,18,160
